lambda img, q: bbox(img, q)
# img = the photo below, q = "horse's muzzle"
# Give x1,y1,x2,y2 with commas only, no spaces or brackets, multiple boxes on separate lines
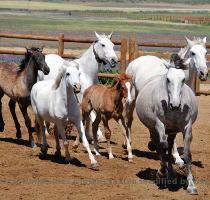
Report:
73,84,81,94
43,66,50,75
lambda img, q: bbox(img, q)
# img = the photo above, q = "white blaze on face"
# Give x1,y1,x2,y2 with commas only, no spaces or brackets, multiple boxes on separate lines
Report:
125,81,132,104
167,68,185,109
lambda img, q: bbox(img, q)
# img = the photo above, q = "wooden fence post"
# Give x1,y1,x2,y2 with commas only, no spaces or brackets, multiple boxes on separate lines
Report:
134,37,139,59
58,33,64,56
129,37,135,63
120,38,127,72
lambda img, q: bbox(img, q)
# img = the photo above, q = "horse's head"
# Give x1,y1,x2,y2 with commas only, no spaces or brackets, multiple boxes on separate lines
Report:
65,61,81,93
26,47,50,75
114,73,133,102
166,67,186,110
184,37,208,81
93,32,118,68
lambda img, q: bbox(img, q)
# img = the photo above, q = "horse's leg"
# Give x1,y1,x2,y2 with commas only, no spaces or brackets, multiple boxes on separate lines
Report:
57,121,71,162
117,116,133,162
8,99,21,138
172,139,184,167
183,120,197,195
155,118,168,149
44,121,51,137
54,124,61,157
18,102,35,147
102,115,113,160
92,113,101,156
167,134,176,177
125,99,135,145
0,90,5,132
90,111,106,142
36,116,48,156
74,118,98,169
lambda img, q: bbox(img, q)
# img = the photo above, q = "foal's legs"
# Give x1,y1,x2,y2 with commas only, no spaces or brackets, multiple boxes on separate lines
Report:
0,90,5,132
90,111,106,142
8,100,21,138
92,114,101,156
183,120,197,195
117,116,133,162
18,103,35,147
125,99,136,145
102,115,113,159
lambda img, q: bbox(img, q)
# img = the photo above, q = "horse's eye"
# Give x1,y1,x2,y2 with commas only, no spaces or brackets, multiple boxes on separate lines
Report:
182,78,185,83
167,78,170,83
101,44,105,47
191,52,195,56
66,73,70,76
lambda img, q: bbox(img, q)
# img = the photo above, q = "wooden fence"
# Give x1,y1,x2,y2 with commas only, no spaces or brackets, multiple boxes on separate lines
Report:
0,32,210,95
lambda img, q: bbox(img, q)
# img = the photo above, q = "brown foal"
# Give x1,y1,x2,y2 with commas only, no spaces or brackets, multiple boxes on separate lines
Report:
81,73,134,162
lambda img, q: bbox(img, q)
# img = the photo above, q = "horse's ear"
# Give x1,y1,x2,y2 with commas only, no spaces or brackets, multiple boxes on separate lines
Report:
203,37,207,44
95,32,101,40
185,36,193,47
38,46,44,52
25,47,33,54
107,32,113,40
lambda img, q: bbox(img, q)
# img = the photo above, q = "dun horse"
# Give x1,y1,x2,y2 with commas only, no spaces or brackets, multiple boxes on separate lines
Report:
0,47,50,147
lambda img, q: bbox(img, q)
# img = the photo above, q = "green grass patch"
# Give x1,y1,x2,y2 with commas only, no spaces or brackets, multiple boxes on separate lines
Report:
1,13,210,36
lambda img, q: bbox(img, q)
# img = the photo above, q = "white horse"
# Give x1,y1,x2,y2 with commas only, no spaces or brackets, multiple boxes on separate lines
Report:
135,64,198,194
125,36,207,165
39,32,118,142
31,65,98,169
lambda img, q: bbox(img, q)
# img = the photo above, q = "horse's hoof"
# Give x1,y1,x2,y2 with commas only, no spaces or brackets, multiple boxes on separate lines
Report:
128,158,134,163
98,135,106,143
175,159,185,167
187,187,198,195
148,141,156,151
109,154,114,160
91,162,99,170
0,124,5,132
156,169,167,179
160,141,168,150
72,144,79,151
54,150,61,158
30,141,37,148
40,145,48,155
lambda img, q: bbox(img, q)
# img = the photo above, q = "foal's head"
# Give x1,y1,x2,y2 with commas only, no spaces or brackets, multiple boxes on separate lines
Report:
24,47,50,75
65,61,81,93
113,73,133,102
93,32,118,68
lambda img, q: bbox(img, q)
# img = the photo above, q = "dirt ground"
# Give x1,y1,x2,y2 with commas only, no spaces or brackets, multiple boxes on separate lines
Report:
0,95,210,200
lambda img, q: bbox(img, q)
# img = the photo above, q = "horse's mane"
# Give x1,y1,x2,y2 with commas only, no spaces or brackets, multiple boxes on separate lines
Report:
52,67,65,90
170,53,186,70
19,47,40,72
178,37,205,59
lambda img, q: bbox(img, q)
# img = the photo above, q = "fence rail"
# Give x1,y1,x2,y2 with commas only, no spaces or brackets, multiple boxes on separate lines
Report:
0,32,210,95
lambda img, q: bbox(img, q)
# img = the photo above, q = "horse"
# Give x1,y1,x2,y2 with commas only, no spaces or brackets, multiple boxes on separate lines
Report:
31,64,98,169
81,73,133,162
125,36,207,166
38,32,118,143
135,62,198,195
0,47,50,147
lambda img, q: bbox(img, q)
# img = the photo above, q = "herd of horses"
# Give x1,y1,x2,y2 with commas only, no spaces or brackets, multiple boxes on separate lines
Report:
0,32,208,195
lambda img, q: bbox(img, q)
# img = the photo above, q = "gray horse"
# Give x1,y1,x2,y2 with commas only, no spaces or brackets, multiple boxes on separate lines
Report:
135,56,198,194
